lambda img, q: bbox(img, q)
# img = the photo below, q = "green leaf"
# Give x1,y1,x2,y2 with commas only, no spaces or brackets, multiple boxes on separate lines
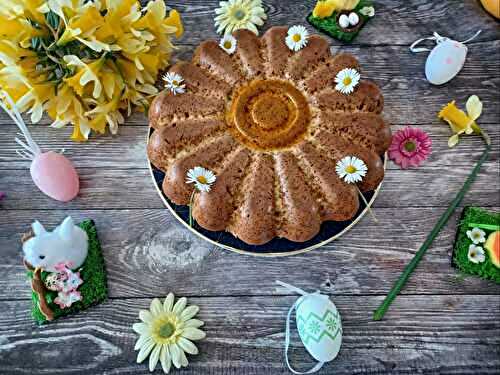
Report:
45,11,60,30
373,145,492,321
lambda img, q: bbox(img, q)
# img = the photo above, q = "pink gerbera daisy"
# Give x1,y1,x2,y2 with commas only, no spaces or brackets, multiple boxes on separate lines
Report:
388,127,432,169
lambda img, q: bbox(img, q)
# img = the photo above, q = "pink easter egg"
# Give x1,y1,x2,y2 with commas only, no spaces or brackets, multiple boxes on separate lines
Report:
30,151,80,202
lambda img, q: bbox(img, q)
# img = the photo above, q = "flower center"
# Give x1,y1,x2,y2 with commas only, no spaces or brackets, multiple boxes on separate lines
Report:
234,9,246,20
404,140,417,152
345,165,357,174
343,77,352,86
292,34,302,42
224,41,233,49
197,175,208,184
172,80,179,86
158,322,175,338
470,251,477,257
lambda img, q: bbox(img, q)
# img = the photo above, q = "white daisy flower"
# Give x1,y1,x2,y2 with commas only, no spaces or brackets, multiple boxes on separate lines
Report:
133,294,206,373
466,227,486,244
336,156,368,184
286,25,309,52
219,34,238,55
186,166,216,193
214,0,267,35
334,68,361,95
359,6,375,17
163,72,186,95
468,244,486,264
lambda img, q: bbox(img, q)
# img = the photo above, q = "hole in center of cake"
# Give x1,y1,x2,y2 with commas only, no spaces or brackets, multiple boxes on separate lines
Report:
227,79,311,151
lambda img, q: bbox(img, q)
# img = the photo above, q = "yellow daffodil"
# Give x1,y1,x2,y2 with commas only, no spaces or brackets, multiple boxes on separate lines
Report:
64,55,105,99
0,0,183,141
438,95,488,147
313,0,337,18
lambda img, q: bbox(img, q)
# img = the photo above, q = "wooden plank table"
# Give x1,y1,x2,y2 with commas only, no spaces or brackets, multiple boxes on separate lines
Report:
1,1,499,373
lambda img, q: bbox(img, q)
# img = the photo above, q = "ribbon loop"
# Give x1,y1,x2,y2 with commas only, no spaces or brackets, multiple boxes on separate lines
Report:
277,281,326,374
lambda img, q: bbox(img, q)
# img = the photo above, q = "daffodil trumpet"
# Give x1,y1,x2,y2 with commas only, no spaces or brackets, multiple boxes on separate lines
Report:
438,95,491,147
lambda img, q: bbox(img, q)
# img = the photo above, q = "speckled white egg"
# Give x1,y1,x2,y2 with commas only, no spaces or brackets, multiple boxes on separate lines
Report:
338,14,350,29
296,293,342,363
348,12,360,26
425,39,467,85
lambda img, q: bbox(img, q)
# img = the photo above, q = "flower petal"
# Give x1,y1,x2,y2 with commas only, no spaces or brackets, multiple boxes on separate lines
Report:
169,343,182,369
160,344,172,374
182,327,206,341
134,335,152,351
178,337,199,355
140,309,154,324
448,134,460,148
133,322,150,335
137,341,156,363
184,319,205,328
179,348,189,367
149,344,162,372
466,95,482,121
150,298,163,315
164,293,175,312
180,305,199,321
172,297,187,315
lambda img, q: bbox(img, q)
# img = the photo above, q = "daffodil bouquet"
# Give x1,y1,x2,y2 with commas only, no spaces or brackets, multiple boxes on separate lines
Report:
0,0,183,141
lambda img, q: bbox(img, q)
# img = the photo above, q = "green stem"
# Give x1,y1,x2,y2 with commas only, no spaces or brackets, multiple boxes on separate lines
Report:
373,145,491,321
188,190,195,227
468,223,500,231
355,185,378,223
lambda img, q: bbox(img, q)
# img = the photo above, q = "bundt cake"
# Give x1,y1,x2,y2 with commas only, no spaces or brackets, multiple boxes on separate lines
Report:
148,26,391,245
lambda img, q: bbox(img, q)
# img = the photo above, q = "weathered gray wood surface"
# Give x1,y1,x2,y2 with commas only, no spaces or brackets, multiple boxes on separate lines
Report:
1,0,499,374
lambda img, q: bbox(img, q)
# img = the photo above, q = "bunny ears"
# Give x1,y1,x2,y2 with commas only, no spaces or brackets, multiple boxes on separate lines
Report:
32,217,78,241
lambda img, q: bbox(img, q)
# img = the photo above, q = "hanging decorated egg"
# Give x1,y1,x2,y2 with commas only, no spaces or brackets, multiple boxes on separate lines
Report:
30,151,79,202
296,293,343,363
0,91,80,202
277,281,342,374
410,31,481,86
425,39,467,85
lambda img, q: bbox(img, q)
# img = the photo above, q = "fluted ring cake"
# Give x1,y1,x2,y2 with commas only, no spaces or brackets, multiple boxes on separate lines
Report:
148,26,391,245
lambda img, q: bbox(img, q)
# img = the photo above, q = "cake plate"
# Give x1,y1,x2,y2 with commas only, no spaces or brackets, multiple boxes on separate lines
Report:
147,129,387,257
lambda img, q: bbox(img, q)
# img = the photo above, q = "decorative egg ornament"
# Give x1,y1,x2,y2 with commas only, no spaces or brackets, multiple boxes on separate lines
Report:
277,281,342,374
410,31,481,85
0,91,80,202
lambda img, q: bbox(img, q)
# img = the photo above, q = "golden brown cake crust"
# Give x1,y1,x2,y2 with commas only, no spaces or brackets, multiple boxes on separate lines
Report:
148,26,392,245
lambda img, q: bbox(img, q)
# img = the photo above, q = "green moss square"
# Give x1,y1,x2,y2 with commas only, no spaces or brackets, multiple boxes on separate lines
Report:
452,207,500,284
307,0,373,42
27,220,108,324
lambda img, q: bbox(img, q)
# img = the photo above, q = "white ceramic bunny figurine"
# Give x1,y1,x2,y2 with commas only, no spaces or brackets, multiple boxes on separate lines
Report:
23,216,88,272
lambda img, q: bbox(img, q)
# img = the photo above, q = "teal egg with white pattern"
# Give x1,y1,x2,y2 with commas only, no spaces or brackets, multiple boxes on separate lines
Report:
296,293,342,362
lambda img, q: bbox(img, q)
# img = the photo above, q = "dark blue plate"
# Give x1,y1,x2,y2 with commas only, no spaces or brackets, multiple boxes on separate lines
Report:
148,157,385,257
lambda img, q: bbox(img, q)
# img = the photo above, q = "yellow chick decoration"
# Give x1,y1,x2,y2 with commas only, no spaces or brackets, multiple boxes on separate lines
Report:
312,0,360,18
313,0,337,18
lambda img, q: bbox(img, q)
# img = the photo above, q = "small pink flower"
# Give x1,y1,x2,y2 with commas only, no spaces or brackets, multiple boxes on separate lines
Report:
388,127,432,169
54,290,82,309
